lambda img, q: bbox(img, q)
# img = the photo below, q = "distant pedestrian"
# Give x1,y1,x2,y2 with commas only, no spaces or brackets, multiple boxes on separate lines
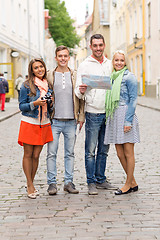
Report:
46,45,85,195
15,74,24,101
18,58,54,199
104,50,140,195
0,73,9,111
75,34,117,195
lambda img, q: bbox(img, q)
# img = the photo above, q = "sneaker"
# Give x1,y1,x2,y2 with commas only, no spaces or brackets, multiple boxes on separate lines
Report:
88,183,98,195
47,183,57,195
96,180,117,190
64,182,79,194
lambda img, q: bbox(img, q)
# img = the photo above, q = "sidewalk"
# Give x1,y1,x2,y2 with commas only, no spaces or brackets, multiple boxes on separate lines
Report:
0,96,159,123
137,96,160,111
0,98,20,122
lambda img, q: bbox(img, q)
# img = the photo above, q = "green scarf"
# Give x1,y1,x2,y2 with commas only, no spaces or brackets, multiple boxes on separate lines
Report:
105,66,127,119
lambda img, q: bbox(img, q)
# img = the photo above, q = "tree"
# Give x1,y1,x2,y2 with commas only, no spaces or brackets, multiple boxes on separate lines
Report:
45,0,80,49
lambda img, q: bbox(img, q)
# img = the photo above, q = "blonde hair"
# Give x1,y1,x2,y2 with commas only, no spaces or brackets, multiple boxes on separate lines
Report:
112,50,130,71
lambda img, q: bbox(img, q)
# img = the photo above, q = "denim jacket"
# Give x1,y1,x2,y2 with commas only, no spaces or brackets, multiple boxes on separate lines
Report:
19,83,53,118
119,69,138,126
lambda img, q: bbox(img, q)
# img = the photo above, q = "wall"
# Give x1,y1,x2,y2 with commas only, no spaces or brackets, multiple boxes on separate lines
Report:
0,0,45,98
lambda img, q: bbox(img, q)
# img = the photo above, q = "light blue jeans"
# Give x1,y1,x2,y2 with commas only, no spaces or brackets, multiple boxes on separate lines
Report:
46,119,77,185
85,112,110,184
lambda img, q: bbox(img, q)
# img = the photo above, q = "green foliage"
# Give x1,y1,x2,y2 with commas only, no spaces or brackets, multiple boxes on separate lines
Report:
45,0,80,49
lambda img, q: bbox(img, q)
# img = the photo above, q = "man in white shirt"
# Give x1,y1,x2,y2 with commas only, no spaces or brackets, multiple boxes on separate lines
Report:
75,34,117,195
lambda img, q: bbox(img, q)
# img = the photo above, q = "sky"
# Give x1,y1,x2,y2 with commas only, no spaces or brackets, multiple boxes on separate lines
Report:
63,0,94,25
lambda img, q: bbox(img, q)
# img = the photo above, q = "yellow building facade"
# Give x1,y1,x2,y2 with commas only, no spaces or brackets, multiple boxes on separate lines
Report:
88,0,160,98
110,0,126,56
126,0,145,96
75,24,88,70
110,0,145,96
92,0,110,58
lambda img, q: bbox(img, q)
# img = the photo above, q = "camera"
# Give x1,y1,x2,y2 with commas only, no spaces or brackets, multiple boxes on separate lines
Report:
41,93,54,116
41,93,52,104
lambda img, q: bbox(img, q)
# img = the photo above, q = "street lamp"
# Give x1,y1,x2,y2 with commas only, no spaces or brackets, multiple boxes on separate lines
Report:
112,0,117,7
10,51,19,58
133,33,142,49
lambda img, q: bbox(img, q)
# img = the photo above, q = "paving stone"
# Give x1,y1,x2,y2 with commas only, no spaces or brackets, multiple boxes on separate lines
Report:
0,105,160,239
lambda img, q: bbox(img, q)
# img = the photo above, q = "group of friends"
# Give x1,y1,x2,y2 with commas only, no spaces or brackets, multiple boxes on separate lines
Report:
17,34,140,199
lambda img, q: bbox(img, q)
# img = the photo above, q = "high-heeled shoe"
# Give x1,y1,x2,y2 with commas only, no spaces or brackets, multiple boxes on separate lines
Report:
115,188,132,195
27,193,36,199
26,188,39,196
34,189,39,196
130,185,138,192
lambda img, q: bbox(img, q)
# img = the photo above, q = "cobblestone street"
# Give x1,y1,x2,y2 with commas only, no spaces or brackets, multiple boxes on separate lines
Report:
0,104,160,240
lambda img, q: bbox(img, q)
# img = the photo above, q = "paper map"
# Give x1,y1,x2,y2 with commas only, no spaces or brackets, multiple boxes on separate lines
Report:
82,74,111,90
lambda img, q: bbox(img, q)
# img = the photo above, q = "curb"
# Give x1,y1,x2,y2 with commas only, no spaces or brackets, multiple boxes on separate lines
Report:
137,103,160,112
0,110,20,123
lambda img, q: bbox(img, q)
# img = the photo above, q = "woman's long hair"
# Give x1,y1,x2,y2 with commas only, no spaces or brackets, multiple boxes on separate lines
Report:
24,58,51,96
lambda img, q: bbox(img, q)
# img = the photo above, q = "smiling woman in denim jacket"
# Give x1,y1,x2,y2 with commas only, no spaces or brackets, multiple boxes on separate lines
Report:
104,50,140,195
18,58,53,199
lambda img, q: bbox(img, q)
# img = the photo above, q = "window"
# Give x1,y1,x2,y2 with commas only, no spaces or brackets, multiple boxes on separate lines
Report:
139,5,143,37
134,10,137,37
1,1,6,26
159,0,160,30
147,2,151,38
22,57,28,77
0,48,7,74
130,58,133,72
0,48,6,63
129,15,133,44
99,0,110,25
11,0,16,32
140,54,143,95
119,17,122,45
19,4,23,37
135,56,138,78
76,60,79,69
147,55,151,84
24,9,28,40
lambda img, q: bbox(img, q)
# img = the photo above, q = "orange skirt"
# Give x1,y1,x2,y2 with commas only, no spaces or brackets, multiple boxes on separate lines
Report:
18,121,53,146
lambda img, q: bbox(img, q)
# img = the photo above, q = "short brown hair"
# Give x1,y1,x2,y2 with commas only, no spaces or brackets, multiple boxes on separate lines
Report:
55,45,70,56
90,34,105,45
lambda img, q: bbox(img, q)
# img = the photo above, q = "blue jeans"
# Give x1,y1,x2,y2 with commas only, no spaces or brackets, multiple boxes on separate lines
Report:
46,119,77,185
85,112,110,184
